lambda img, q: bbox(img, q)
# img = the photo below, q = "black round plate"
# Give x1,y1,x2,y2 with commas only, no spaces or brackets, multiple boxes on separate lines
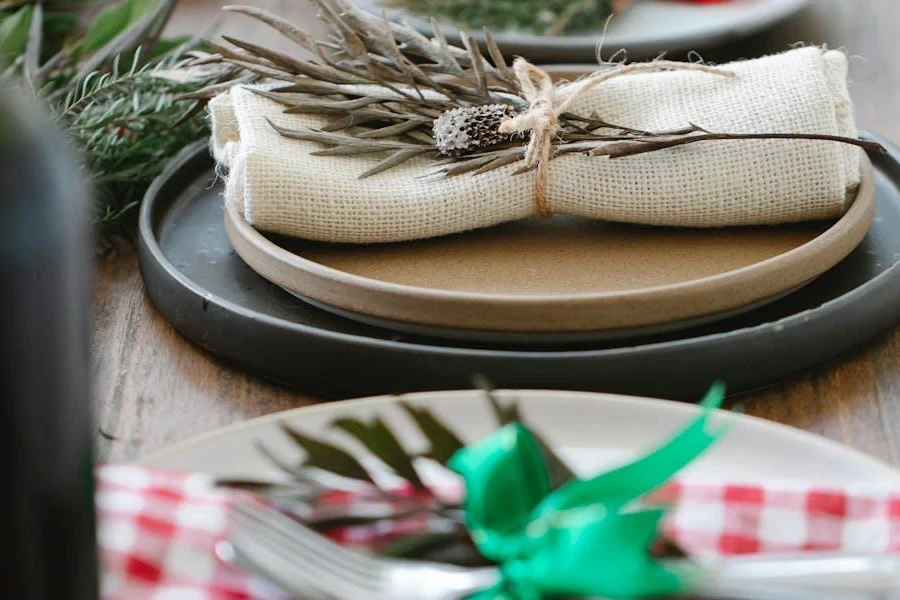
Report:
138,134,900,401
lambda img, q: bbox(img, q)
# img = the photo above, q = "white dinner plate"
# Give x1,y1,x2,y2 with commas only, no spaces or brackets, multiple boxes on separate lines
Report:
141,389,899,490
364,0,811,61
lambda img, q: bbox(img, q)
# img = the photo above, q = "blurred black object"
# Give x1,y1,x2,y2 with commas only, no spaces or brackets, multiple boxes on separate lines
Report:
0,86,97,597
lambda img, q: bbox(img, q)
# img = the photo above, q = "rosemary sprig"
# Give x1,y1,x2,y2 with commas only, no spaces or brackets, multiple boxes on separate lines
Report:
206,1,885,182
0,0,227,236
58,51,221,228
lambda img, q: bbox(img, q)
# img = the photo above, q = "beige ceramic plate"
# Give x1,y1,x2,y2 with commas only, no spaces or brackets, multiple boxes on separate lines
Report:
141,390,899,488
224,158,875,336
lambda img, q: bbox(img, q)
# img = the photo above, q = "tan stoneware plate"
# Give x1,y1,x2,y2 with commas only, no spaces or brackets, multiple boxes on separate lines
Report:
224,156,875,335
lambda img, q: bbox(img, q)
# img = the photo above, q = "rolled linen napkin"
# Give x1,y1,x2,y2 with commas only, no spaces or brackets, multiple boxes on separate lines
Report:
210,47,861,244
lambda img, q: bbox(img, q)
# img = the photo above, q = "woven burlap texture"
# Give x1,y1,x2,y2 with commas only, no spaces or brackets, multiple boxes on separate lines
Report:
210,47,859,244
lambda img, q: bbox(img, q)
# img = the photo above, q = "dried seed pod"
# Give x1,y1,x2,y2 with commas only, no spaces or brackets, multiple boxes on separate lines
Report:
433,104,518,156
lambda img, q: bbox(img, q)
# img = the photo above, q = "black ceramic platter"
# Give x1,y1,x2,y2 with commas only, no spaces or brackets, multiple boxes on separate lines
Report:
138,133,900,401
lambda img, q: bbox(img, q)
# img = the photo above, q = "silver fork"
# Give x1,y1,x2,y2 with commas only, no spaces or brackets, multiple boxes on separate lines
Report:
221,503,498,600
220,502,900,600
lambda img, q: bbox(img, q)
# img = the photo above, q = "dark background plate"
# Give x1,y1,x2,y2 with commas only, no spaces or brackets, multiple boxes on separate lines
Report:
138,133,900,401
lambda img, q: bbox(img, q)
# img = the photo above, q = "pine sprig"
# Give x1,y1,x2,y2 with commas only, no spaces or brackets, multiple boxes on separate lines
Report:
52,50,218,226
0,0,226,236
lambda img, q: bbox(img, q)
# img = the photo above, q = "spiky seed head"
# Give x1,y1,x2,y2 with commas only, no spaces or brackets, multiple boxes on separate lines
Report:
433,104,518,156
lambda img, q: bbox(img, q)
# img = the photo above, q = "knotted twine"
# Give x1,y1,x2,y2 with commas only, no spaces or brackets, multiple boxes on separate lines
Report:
498,58,735,218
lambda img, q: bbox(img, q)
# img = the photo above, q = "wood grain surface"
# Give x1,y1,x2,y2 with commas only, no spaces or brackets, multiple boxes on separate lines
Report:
93,0,900,464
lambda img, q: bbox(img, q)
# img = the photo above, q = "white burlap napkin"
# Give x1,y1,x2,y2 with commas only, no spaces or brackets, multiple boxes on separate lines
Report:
210,47,860,244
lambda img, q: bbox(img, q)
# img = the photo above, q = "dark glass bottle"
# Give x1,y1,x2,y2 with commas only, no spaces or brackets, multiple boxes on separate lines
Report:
0,85,97,598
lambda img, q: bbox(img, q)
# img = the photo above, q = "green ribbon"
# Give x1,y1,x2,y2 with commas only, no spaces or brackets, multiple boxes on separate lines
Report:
448,383,728,600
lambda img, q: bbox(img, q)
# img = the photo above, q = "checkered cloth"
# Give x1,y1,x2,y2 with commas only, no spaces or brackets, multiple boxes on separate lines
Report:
97,466,900,599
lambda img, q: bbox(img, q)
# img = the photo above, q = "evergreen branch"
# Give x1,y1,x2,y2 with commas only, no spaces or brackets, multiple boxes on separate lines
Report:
1,0,229,237
50,54,222,227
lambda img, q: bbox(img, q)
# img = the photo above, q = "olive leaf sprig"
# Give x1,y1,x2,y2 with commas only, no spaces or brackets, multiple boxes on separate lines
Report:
220,382,574,565
198,0,885,182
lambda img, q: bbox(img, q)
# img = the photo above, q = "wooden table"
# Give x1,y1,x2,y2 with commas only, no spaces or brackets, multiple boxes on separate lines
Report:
93,0,900,464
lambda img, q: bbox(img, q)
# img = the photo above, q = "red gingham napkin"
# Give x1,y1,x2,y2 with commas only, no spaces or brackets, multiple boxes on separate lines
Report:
98,466,287,600
97,465,900,600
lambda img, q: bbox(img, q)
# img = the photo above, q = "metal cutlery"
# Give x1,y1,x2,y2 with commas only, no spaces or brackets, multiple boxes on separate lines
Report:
220,502,900,600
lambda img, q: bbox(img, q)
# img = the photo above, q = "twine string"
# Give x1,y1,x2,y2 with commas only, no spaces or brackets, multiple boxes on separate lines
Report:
498,58,735,218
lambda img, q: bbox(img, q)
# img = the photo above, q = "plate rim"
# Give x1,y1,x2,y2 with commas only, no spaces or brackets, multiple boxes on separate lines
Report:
139,388,900,484
290,282,808,345
224,156,874,332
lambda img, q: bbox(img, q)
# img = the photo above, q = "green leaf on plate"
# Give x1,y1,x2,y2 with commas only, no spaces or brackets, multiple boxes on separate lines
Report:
77,0,160,54
475,377,574,488
400,403,465,465
0,4,33,62
281,423,377,486
252,440,322,484
539,432,577,489
306,506,433,530
332,416,427,490
474,376,521,426
378,531,466,558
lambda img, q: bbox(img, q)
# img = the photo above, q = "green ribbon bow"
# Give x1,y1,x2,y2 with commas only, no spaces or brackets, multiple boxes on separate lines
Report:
448,383,728,600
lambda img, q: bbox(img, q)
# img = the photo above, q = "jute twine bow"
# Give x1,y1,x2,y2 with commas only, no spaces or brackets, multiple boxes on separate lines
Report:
498,58,735,218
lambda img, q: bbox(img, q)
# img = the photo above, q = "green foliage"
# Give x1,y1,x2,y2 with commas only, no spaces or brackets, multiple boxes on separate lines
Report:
236,386,576,563
281,421,379,485
77,0,162,55
0,4,32,61
0,0,217,233
391,0,616,35
332,416,427,490
400,402,466,465
56,53,213,225
478,379,575,488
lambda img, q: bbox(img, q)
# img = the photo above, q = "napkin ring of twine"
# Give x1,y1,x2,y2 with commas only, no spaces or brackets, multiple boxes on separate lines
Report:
498,58,735,218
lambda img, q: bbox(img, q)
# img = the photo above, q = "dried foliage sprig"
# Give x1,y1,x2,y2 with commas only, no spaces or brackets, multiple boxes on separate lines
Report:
205,0,885,194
